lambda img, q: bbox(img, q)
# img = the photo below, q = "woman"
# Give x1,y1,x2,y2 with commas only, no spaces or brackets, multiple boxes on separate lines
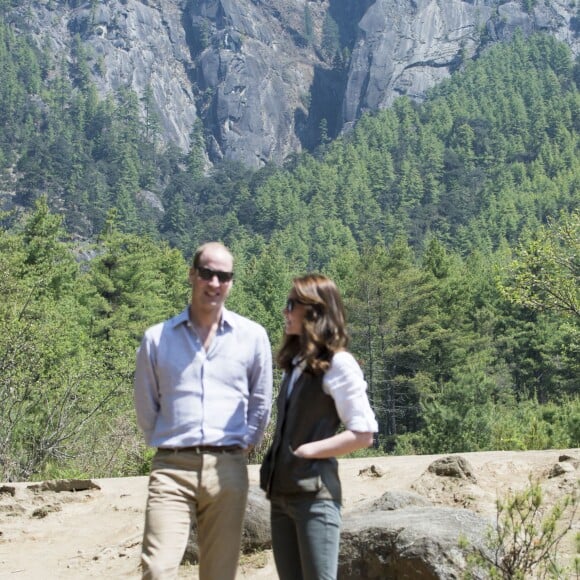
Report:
260,274,378,580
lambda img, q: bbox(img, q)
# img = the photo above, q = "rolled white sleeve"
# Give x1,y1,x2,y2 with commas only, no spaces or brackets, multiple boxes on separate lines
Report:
323,351,378,433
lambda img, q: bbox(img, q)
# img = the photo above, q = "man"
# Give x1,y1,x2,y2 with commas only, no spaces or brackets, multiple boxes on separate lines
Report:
134,242,273,580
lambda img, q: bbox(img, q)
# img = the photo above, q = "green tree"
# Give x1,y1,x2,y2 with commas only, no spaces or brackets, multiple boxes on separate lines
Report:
187,119,206,180
87,216,188,357
501,211,579,319
0,202,116,480
321,13,339,60
303,5,314,46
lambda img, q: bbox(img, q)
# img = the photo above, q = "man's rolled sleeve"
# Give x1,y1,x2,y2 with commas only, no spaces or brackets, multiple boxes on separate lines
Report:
246,328,273,447
133,334,160,446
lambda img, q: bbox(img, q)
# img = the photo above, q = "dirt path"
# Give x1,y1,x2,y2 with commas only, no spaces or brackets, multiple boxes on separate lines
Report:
0,449,577,579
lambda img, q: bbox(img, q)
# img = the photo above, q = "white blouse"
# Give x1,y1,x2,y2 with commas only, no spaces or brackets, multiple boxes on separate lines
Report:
287,351,378,433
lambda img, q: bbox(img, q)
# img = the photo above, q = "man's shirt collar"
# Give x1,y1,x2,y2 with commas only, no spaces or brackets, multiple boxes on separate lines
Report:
171,306,235,331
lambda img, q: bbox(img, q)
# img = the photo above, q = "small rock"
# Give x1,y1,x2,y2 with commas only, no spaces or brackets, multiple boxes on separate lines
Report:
0,486,16,497
549,462,575,478
31,504,62,518
358,465,385,478
27,479,101,493
428,455,477,482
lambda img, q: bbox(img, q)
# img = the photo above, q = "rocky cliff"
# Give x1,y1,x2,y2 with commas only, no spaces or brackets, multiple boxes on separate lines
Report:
344,0,579,129
8,0,579,168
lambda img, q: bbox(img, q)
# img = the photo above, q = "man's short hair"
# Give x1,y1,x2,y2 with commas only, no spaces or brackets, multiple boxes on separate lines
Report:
192,242,233,269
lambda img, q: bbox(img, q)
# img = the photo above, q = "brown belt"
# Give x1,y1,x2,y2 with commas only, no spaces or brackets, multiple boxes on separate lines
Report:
159,445,242,454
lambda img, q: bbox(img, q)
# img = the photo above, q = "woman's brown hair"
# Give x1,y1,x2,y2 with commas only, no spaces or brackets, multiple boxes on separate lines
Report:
277,274,349,375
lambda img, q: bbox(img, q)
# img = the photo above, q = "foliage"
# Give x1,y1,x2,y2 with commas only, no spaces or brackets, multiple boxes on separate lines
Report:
0,201,187,481
398,397,580,456
465,479,579,579
0,19,171,236
0,200,119,480
500,211,580,319
321,12,340,60
303,5,314,46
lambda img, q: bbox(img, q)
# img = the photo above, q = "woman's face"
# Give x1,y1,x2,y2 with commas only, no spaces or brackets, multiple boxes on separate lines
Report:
283,296,306,335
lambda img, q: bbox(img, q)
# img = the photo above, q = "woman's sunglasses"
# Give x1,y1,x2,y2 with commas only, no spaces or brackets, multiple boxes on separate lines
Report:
285,298,306,312
196,266,234,283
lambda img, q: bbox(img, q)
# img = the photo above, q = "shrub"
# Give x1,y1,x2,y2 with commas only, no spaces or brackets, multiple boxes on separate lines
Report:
465,478,578,579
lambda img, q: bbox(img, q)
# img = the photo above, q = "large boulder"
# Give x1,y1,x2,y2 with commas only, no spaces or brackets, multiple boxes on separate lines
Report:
339,506,491,579
351,490,434,512
240,486,272,552
182,483,493,579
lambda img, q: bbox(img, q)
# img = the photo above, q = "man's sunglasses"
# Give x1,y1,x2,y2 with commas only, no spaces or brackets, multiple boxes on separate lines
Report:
196,266,234,283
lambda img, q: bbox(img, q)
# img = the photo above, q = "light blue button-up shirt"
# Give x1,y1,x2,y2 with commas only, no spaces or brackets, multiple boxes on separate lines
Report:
134,306,273,449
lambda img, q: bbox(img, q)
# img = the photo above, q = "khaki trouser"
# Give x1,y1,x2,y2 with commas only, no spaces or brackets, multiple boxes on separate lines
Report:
141,448,249,580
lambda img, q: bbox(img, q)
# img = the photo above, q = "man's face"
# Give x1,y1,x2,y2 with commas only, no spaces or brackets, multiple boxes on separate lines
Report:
189,247,234,313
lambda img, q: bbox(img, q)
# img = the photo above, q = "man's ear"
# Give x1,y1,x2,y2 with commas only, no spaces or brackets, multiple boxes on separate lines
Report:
188,267,196,285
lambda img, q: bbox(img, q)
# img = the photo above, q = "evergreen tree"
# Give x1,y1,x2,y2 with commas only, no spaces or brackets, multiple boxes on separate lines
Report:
0,201,111,480
321,13,339,61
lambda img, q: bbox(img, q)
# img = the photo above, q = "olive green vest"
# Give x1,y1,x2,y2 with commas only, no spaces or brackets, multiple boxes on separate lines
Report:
260,368,342,503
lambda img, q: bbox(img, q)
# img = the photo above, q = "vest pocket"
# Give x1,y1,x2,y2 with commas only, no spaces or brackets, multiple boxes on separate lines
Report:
291,473,323,493
285,455,323,493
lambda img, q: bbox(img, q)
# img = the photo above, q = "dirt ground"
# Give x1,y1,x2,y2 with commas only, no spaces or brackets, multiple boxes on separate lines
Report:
0,448,578,579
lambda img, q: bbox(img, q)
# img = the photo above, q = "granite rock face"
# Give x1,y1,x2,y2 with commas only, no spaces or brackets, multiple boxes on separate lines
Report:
8,0,579,168
185,0,319,167
16,0,198,153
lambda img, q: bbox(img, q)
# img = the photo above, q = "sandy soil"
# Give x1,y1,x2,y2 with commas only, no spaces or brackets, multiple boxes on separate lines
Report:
0,449,578,579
